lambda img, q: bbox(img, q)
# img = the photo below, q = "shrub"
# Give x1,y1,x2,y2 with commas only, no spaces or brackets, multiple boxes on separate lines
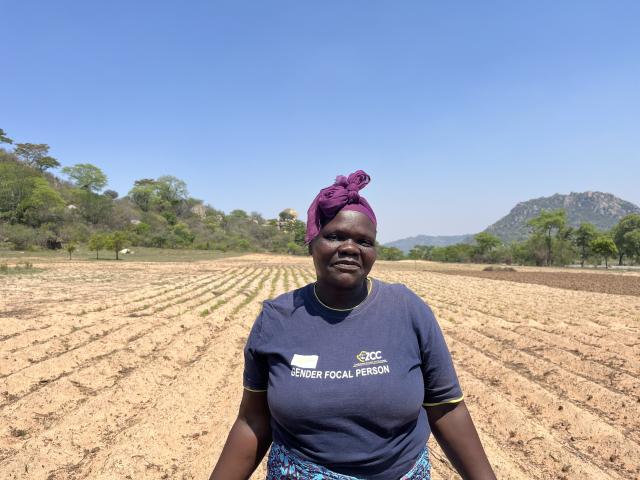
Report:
0,223,40,250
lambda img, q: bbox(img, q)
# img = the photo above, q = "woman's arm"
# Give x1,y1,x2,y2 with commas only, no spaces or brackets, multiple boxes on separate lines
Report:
209,389,272,480
425,400,496,480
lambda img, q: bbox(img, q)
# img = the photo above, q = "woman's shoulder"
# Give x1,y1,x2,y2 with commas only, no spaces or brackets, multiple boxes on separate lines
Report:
373,278,422,301
253,285,311,341
373,279,435,320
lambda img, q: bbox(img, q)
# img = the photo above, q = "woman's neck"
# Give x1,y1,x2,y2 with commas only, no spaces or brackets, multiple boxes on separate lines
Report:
314,278,370,310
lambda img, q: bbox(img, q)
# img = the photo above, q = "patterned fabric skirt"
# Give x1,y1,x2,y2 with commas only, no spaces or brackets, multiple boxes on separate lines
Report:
266,442,431,480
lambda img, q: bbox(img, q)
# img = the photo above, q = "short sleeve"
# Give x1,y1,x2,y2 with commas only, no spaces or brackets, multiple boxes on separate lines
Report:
408,290,463,406
243,308,269,392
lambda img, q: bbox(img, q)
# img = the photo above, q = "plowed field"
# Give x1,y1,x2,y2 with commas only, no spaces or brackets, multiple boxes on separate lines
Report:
1,255,638,479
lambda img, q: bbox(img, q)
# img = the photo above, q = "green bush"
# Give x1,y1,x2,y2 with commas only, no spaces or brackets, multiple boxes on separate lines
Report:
0,223,41,250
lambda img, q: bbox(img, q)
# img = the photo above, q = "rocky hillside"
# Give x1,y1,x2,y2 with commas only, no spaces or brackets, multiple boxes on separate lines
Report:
386,192,640,250
485,191,640,242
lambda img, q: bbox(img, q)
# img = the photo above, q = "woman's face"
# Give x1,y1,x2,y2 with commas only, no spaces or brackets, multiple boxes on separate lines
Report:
310,209,377,290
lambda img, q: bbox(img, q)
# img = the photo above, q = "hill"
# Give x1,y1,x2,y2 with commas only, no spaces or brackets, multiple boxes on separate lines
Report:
0,146,307,254
485,191,640,242
386,191,640,251
385,234,474,253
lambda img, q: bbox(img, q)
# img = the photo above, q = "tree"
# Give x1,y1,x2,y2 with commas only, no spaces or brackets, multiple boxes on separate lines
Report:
623,230,640,264
286,241,306,255
172,222,195,246
106,231,128,260
61,163,108,192
88,233,107,259
473,232,501,261
71,188,113,225
129,179,158,212
590,236,618,269
377,245,405,261
0,160,39,223
574,223,598,267
291,219,306,246
431,243,474,263
408,245,434,260
66,243,77,260
156,175,188,213
127,176,188,215
612,214,640,265
528,210,566,266
0,128,13,144
16,177,65,227
103,189,119,199
229,209,248,219
13,143,60,172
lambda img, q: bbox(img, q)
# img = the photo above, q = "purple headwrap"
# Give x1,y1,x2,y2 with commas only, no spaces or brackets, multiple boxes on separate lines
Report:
305,170,377,244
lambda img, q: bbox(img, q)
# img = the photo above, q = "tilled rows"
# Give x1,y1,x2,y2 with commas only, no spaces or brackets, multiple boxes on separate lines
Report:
1,255,638,479
430,268,640,297
381,268,640,480
0,262,310,479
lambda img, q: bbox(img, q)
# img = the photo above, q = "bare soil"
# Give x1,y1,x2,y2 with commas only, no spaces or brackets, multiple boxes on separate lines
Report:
428,268,640,297
1,255,638,479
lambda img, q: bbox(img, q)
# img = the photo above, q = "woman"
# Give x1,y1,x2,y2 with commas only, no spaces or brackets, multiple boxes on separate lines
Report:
211,171,496,480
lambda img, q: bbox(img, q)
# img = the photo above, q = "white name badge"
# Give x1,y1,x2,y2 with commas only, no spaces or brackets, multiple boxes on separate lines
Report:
291,354,319,369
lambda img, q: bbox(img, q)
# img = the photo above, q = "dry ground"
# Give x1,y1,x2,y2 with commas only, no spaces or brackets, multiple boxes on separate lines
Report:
1,255,638,479
414,265,640,297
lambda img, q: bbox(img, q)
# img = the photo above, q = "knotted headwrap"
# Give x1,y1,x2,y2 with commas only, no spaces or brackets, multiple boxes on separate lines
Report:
305,170,377,244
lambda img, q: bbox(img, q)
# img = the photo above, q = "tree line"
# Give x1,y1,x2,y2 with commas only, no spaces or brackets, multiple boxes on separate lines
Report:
2,127,639,266
378,209,640,268
0,128,306,257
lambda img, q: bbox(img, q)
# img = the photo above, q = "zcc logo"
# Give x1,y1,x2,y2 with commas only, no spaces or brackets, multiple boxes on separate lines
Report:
356,350,383,363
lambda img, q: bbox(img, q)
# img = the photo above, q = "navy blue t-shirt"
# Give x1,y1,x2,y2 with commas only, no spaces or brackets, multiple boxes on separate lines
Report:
243,278,463,479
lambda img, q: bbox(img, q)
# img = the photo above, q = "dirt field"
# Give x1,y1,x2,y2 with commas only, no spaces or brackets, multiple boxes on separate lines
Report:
423,268,640,297
1,254,638,479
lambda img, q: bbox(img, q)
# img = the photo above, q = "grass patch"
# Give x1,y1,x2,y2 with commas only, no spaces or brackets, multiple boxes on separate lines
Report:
0,246,245,263
0,261,42,275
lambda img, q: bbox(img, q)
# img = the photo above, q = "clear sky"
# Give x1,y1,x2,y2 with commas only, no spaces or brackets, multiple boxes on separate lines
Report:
2,1,639,243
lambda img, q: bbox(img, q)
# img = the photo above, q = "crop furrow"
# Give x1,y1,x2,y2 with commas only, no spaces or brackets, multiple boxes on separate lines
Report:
129,268,250,317
0,270,235,358
478,324,639,397
415,289,640,380
422,292,640,399
132,274,273,480
0,270,270,464
445,324,640,443
267,267,283,300
445,333,637,478
0,270,225,353
453,365,623,480
0,268,273,477
0,270,244,381
0,269,258,406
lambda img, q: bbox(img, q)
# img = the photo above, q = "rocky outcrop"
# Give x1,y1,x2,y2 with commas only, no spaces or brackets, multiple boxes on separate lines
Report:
485,192,640,242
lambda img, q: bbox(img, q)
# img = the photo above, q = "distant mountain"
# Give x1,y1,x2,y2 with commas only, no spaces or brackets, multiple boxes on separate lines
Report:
485,191,640,242
385,191,640,251
385,234,474,253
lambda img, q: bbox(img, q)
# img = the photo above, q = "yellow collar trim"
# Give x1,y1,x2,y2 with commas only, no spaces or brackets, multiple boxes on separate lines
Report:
313,277,373,312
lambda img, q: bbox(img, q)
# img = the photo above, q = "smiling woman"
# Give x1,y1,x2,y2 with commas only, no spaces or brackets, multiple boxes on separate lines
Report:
311,209,377,309
210,171,496,480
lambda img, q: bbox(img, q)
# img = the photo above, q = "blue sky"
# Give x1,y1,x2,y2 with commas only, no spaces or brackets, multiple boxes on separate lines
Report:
2,1,639,242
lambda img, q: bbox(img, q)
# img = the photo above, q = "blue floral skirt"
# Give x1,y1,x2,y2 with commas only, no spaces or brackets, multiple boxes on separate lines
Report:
266,442,431,480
